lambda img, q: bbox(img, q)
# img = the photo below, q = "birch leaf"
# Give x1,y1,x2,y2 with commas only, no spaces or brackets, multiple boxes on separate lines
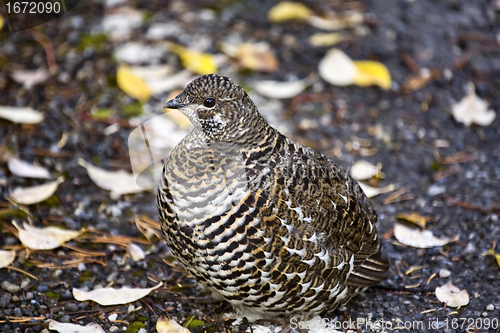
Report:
318,49,357,86
8,176,64,205
157,317,190,333
353,60,391,90
49,320,105,333
252,79,307,99
350,160,383,180
78,158,149,196
169,44,217,75
451,82,496,126
0,250,15,268
116,65,152,102
8,157,51,179
358,182,394,198
268,2,312,22
0,106,44,124
14,222,82,250
127,243,146,261
397,212,428,229
73,282,162,305
394,222,452,248
435,282,469,308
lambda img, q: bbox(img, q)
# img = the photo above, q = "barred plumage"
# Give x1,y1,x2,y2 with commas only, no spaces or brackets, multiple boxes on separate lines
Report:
158,74,389,317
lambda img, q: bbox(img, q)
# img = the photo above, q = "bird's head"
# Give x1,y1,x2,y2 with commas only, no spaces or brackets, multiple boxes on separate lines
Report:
164,74,264,141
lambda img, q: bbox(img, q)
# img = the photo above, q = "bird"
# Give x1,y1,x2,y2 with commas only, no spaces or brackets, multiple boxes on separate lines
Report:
158,74,389,318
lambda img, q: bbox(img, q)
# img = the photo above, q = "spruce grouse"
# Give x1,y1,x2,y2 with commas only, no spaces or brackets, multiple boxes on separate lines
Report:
158,74,389,317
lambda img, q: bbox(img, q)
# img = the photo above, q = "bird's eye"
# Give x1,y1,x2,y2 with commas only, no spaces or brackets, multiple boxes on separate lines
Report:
203,98,216,108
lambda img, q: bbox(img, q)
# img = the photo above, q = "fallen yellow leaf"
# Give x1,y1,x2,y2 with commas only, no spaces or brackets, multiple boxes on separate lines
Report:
0,16,3,30
483,245,500,269
268,2,312,22
353,60,391,90
116,65,152,102
169,44,217,75
309,32,346,47
396,212,428,229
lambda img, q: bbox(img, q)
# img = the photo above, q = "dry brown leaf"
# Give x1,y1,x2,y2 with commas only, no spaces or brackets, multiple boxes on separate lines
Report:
157,316,190,333
49,320,105,333
8,157,51,179
78,158,150,196
222,42,278,73
451,82,496,126
0,106,44,124
394,222,452,248
8,176,64,205
350,160,383,181
0,250,15,268
435,282,469,308
14,222,82,250
396,212,429,229
73,282,162,305
402,68,441,93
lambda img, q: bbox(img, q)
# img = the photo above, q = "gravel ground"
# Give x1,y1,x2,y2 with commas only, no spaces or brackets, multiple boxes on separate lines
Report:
0,0,499,332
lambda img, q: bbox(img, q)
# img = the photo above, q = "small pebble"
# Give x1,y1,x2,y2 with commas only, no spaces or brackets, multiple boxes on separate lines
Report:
13,307,23,317
439,269,451,278
25,292,34,300
64,303,79,312
2,281,20,293
109,326,119,332
487,304,495,311
60,315,71,323
36,285,49,293
0,293,12,308
108,313,118,321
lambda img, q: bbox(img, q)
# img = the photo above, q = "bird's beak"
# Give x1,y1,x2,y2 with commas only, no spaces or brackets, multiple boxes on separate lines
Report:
164,94,185,110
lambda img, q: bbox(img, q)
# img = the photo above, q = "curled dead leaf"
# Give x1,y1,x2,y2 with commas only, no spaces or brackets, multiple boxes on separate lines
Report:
116,65,152,102
8,157,51,179
14,222,82,250
78,158,150,196
252,79,307,99
394,222,453,248
268,2,312,22
8,176,64,205
157,316,190,333
73,282,162,305
350,160,383,181
396,212,429,229
49,320,105,333
318,49,357,86
435,282,469,308
0,250,15,268
451,82,496,126
353,60,391,90
0,106,44,124
168,43,217,75
358,182,394,198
